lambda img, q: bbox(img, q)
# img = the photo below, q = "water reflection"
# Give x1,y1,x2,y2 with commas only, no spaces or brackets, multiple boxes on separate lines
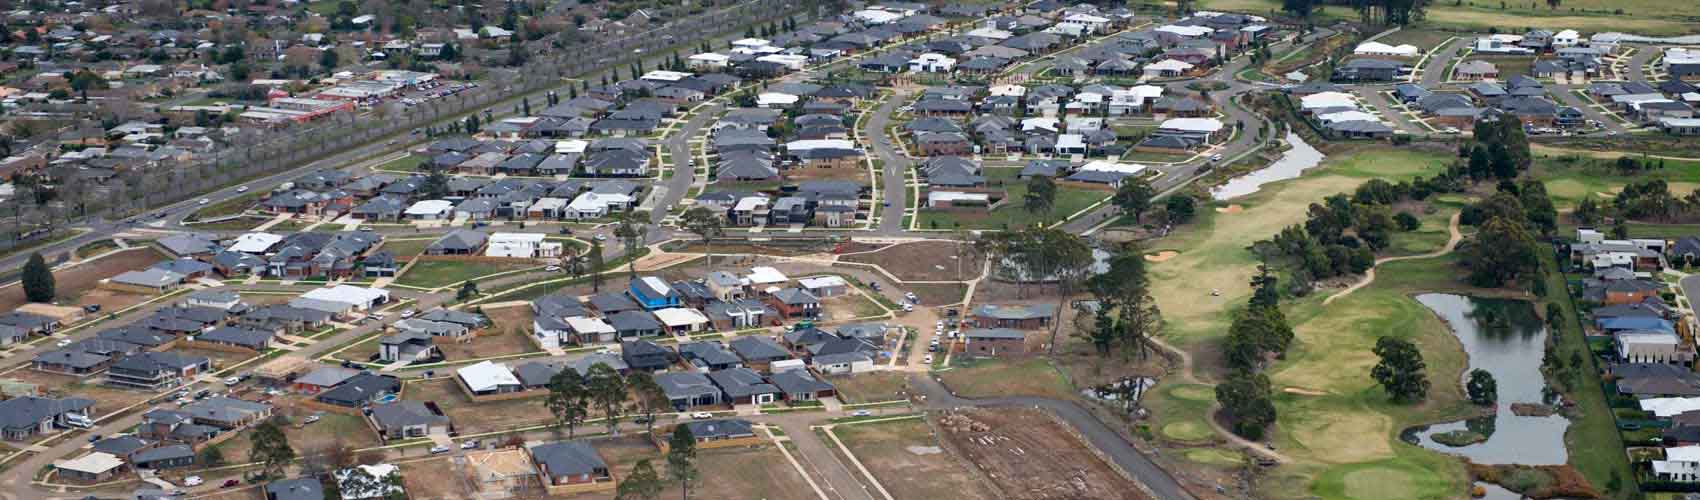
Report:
1210,131,1326,201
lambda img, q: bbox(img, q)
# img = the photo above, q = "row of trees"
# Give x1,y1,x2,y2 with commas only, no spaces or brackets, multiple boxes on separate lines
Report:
543,363,702,499
1215,266,1289,439
1073,243,1162,365
1460,186,1548,288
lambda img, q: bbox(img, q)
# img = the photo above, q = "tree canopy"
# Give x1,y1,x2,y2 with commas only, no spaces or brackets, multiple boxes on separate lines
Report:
1371,336,1431,403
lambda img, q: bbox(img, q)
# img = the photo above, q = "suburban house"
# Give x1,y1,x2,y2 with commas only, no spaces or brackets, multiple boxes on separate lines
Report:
970,304,1058,329
315,374,402,408
767,288,821,319
106,352,211,390
378,331,438,363
621,340,675,372
0,396,95,440
656,371,724,409
528,441,615,494
965,328,1030,357
368,401,452,439
628,277,683,310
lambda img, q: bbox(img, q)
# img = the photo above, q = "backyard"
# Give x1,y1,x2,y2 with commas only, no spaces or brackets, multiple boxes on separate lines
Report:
402,378,552,435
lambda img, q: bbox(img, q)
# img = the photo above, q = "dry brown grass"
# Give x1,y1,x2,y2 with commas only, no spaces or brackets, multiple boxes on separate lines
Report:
0,247,163,311
836,416,996,500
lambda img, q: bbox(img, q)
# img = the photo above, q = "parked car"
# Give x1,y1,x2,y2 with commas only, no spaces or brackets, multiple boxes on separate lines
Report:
545,265,561,272
222,479,241,488
461,440,480,450
56,339,71,347
429,445,450,454
922,354,934,364
183,476,203,487
400,309,417,319
691,412,714,419
223,377,241,386
850,410,872,417
303,414,321,425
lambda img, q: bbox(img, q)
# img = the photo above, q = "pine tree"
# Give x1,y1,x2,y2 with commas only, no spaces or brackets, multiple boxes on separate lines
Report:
21,252,53,303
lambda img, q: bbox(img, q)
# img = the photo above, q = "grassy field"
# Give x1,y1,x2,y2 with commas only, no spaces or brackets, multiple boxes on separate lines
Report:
74,239,121,259
1384,196,1467,258
1537,251,1637,496
189,191,264,222
915,167,1109,230
185,215,271,232
1198,0,1699,35
936,357,1076,400
392,260,541,289
1535,155,1700,211
1142,147,1451,360
828,372,911,404
376,155,426,173
379,238,435,258
1131,146,1500,498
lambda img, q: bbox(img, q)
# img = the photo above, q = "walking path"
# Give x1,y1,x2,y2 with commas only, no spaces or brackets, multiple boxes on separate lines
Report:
1323,211,1463,306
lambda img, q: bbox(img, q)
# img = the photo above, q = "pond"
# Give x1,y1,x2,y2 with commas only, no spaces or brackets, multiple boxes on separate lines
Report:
1209,131,1326,201
1401,293,1569,465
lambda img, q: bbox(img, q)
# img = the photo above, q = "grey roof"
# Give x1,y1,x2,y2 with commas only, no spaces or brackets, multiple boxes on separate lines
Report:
265,478,327,500
32,348,112,370
130,444,194,464
529,441,606,477
92,436,151,456
369,400,448,431
156,234,219,256
588,292,642,314
513,361,567,387
770,369,834,395
967,328,1027,339
729,335,792,362
533,294,589,319
679,341,742,368
0,396,94,431
428,229,487,252
772,288,819,306
708,367,779,398
608,310,662,332
196,326,273,348
111,351,208,374
317,373,401,405
296,366,361,387
183,397,272,424
569,353,629,376
811,351,873,366
678,418,755,440
655,371,720,400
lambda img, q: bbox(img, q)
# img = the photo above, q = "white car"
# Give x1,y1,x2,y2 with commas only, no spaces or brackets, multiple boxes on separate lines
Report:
183,476,203,487
923,354,934,364
545,265,561,272
303,414,321,425
56,339,72,347
850,410,872,417
901,304,914,312
691,412,714,419
1210,154,1224,162
400,309,417,319
236,186,249,193
197,198,210,205
461,440,480,450
429,445,451,454
223,376,241,386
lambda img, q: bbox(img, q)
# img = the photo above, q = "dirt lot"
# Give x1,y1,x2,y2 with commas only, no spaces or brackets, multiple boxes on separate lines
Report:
827,372,911,404
840,241,984,282
907,283,968,305
436,331,541,361
783,165,873,184
820,294,886,321
935,408,1150,500
217,400,379,461
0,247,164,311
590,435,815,500
400,456,476,499
11,370,156,417
402,378,550,435
835,417,996,500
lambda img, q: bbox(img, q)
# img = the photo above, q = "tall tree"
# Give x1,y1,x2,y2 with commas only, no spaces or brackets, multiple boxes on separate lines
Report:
1024,175,1056,220
1112,176,1156,223
666,424,700,500
249,419,296,478
616,459,665,500
21,252,54,303
680,207,723,270
1215,370,1277,440
545,370,590,438
1371,336,1431,404
1466,369,1497,405
627,371,668,434
589,238,606,292
615,214,647,280
1464,216,1539,288
1165,194,1197,224
586,363,628,435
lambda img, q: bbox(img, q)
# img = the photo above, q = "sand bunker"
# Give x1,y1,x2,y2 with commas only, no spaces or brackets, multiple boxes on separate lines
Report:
1282,387,1330,396
1144,251,1180,262
1215,204,1244,214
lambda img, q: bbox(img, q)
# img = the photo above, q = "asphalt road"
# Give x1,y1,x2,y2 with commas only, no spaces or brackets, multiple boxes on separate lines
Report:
654,104,721,226
865,89,916,236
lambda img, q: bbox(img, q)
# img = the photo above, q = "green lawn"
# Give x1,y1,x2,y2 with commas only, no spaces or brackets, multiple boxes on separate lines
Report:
936,357,1075,401
1534,155,1700,210
1540,253,1637,497
379,239,434,258
915,167,1109,230
188,191,264,222
392,260,541,289
183,216,271,232
1376,29,1456,52
375,155,427,173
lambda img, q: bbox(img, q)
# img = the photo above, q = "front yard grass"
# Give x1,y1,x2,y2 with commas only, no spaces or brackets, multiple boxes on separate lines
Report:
936,357,1075,401
392,260,540,289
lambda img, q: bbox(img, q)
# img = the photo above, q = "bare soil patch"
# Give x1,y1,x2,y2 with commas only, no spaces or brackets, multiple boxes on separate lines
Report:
841,241,985,282
936,408,1151,500
590,435,813,500
400,456,476,500
828,371,911,404
1144,251,1179,262
784,165,873,184
820,294,886,321
1214,204,1244,214
436,330,542,360
12,370,154,417
907,282,968,305
0,247,164,311
403,378,550,435
836,417,996,500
